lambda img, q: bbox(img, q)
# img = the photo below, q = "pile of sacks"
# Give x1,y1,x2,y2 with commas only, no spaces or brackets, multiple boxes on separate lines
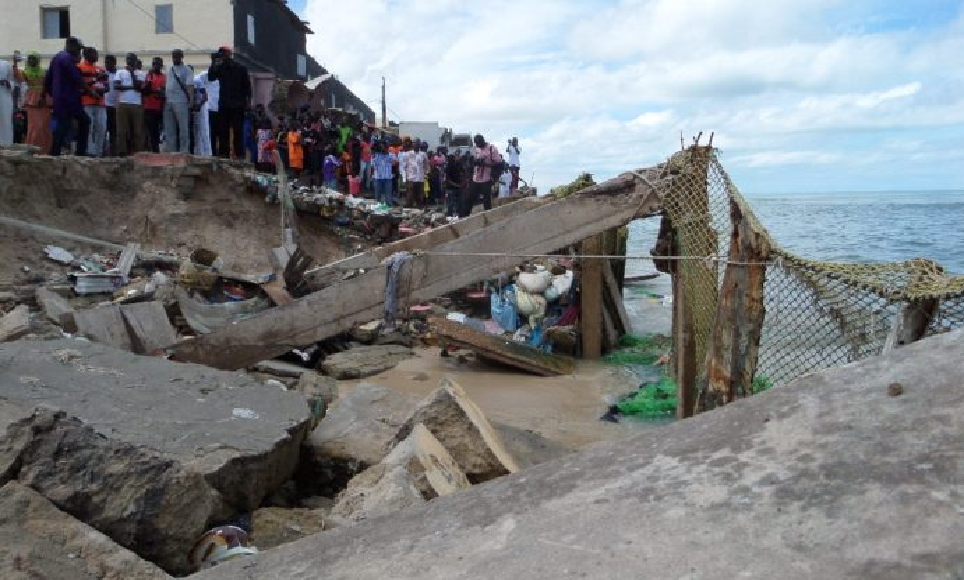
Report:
492,264,574,332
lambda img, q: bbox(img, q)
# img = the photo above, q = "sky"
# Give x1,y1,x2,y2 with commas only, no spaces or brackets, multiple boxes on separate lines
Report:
290,0,964,193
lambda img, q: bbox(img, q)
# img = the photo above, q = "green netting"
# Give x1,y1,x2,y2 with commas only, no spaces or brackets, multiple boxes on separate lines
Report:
616,375,677,418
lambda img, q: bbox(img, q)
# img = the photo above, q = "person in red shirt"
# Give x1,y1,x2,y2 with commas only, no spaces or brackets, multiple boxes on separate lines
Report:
78,47,109,156
359,134,372,191
143,57,166,153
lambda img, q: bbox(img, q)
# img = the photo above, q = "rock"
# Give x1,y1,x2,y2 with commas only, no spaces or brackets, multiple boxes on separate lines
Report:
0,339,311,514
350,320,383,344
374,330,416,348
296,371,338,408
394,378,520,483
251,507,326,550
320,345,414,379
74,305,132,351
307,383,419,468
0,304,31,342
193,329,964,580
378,423,469,500
36,287,78,332
252,359,313,379
493,424,573,469
329,465,424,525
299,495,335,511
119,301,177,354
0,408,227,574
0,481,170,580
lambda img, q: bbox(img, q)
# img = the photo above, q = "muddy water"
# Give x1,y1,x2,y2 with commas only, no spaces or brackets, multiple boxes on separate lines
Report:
340,348,652,450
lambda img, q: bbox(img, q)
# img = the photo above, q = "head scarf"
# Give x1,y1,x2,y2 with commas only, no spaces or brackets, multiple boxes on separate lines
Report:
23,52,43,82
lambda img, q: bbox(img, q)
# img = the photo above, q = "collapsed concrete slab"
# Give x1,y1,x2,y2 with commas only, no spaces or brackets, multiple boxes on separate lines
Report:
394,378,520,483
330,424,470,524
196,330,964,580
0,481,171,580
320,345,415,379
251,507,326,551
0,408,226,575
0,339,311,512
0,305,31,342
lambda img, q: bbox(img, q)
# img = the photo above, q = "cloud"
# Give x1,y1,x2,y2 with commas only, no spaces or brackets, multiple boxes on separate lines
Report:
302,0,964,193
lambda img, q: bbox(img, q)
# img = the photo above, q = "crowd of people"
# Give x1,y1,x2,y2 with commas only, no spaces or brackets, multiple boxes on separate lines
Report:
1,37,524,218
0,37,252,158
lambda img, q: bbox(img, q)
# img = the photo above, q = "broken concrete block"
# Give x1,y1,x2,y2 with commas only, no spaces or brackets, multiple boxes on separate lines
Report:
380,423,470,499
350,320,383,344
394,378,520,483
0,305,31,342
36,287,77,332
0,339,311,515
320,345,415,379
308,383,420,469
120,301,177,354
74,305,132,351
251,507,326,551
296,371,338,409
1,408,228,575
0,481,171,580
329,465,425,525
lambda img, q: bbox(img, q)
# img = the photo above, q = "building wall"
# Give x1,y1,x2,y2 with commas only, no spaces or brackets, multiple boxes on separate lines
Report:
231,0,311,80
0,0,233,69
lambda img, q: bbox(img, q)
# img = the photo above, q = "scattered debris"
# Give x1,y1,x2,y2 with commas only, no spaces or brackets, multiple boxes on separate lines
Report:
888,382,904,397
44,245,75,265
36,287,77,332
121,301,177,354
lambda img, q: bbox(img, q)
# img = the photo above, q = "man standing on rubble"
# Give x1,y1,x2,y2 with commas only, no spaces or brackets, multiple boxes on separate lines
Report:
164,49,194,153
208,47,250,160
0,54,15,146
46,37,90,156
464,134,502,216
79,47,109,157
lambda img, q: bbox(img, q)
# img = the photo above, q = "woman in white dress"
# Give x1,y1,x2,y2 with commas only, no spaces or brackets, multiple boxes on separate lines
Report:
192,72,211,156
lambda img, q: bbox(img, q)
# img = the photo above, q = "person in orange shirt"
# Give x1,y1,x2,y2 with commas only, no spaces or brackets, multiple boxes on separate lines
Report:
286,119,304,178
78,47,108,156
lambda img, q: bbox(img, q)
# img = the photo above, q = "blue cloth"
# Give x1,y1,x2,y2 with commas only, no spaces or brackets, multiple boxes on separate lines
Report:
372,152,394,180
45,51,83,116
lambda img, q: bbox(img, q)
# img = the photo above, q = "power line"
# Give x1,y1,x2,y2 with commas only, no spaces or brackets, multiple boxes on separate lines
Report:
120,0,202,50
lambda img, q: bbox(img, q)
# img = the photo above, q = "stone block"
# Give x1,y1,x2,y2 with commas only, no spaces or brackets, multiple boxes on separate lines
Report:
320,345,414,379
36,287,77,332
0,305,31,342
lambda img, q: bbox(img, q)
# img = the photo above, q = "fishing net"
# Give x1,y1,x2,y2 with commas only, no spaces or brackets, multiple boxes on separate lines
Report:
659,147,964,389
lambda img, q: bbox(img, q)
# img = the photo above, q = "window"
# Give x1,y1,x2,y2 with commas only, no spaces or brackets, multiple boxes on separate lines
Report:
296,54,307,77
41,7,70,39
247,14,255,44
155,4,173,34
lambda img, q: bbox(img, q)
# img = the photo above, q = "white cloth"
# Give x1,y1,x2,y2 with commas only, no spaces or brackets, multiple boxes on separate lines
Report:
398,150,418,183
498,170,512,198
198,72,219,112
116,69,146,105
193,74,211,155
104,70,119,107
0,60,14,146
506,144,520,167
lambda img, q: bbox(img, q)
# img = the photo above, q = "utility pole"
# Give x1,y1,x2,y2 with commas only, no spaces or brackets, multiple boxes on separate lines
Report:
381,76,387,129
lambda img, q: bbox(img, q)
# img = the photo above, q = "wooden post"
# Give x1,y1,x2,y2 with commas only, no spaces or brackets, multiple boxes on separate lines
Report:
699,198,770,411
673,262,696,418
581,234,604,359
883,298,940,352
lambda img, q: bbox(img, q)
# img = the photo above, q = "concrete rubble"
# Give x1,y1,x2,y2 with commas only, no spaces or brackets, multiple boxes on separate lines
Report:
196,329,964,580
250,507,327,551
0,481,170,580
319,344,415,379
0,339,312,574
0,304,31,342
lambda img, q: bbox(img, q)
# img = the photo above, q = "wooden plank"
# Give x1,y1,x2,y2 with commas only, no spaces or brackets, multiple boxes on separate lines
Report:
602,307,618,353
120,302,177,354
603,261,632,337
75,306,132,351
170,171,662,370
434,318,575,376
303,197,547,290
580,235,604,359
699,198,771,412
674,272,697,419
35,287,77,332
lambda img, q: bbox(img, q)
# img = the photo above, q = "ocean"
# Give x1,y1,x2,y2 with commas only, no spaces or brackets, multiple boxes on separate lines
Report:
627,190,964,278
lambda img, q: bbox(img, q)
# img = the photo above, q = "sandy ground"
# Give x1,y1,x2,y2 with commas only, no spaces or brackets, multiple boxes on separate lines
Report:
338,347,658,451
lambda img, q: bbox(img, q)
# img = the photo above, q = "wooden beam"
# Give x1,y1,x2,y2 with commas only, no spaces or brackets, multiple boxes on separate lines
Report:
883,298,940,353
580,234,604,359
304,197,547,290
699,198,771,411
603,261,632,337
170,171,662,370
434,318,575,376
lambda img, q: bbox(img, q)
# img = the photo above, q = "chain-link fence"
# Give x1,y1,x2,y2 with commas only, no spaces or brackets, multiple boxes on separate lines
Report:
660,147,964,389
